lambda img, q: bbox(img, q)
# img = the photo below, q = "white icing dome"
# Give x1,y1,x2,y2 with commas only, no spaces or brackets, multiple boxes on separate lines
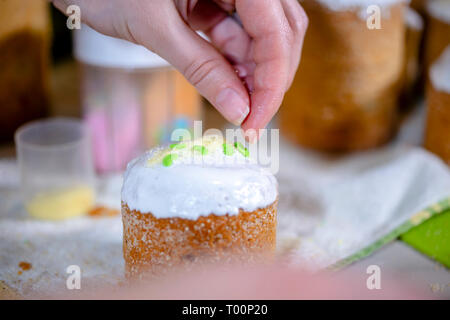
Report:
427,0,450,24
121,135,278,220
430,46,450,93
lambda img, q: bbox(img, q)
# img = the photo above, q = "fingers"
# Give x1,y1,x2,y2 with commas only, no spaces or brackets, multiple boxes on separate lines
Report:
236,0,307,137
187,1,255,99
51,0,308,136
187,1,254,81
280,0,308,89
151,2,250,126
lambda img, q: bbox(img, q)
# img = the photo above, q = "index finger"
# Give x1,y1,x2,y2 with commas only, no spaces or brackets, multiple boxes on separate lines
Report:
237,0,293,137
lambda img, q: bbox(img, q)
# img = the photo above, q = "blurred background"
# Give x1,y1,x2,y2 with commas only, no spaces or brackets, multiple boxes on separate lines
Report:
0,0,449,299
1,0,449,167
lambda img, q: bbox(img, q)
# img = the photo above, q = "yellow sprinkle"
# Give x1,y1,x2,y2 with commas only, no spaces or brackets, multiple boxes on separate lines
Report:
410,211,431,225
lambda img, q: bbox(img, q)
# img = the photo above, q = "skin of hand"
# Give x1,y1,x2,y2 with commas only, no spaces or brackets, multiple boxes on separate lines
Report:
59,263,428,300
51,0,308,141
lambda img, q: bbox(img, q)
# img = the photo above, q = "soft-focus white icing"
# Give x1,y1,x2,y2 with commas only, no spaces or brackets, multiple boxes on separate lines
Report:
121,136,278,219
427,0,450,24
405,7,423,30
430,46,450,93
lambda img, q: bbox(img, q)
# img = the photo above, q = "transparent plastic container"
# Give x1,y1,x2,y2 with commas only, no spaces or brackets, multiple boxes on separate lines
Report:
74,25,201,174
15,118,95,220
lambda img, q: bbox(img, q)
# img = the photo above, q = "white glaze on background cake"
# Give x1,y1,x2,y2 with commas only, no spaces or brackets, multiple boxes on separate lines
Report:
405,7,423,30
427,0,450,24
430,46,450,93
121,135,278,220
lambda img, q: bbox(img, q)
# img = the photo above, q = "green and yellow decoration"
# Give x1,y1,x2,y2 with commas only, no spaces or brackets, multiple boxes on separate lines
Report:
147,135,251,167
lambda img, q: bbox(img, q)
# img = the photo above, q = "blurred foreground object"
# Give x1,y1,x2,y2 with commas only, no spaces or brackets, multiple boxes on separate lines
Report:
15,118,95,220
281,0,406,151
0,0,50,142
424,0,450,71
74,25,201,174
425,46,450,165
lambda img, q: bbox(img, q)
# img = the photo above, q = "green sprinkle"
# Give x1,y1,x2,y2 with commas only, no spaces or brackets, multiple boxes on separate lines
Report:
223,143,235,156
192,145,208,155
162,154,178,167
170,143,186,150
234,142,250,157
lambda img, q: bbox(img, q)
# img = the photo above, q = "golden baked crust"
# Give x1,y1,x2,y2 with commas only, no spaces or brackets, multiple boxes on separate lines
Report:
425,85,450,165
280,2,405,151
122,201,277,279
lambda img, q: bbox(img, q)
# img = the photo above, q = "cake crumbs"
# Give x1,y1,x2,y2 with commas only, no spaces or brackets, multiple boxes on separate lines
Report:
19,261,32,271
88,206,120,218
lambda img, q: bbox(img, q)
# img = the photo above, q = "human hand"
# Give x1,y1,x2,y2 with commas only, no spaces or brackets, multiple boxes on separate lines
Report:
52,0,308,140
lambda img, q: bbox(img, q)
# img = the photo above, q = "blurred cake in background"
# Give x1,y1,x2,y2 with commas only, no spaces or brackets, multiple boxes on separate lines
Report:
425,46,450,165
400,7,424,107
281,0,407,151
424,0,450,71
0,0,50,142
410,0,428,14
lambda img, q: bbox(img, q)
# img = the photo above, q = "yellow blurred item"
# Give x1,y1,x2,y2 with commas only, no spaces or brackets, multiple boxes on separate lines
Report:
26,186,95,220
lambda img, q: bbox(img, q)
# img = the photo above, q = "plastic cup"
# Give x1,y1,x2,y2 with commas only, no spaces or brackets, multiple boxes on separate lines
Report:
15,118,96,220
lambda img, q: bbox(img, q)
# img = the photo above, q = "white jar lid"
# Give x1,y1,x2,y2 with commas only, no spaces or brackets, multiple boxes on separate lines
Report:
73,24,170,69
405,7,423,31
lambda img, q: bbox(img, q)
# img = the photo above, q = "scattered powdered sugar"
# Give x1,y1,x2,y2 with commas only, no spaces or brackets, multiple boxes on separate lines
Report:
0,164,125,298
430,46,450,93
427,0,450,24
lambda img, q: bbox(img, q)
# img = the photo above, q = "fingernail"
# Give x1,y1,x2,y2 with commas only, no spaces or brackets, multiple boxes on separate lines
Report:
216,88,250,126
